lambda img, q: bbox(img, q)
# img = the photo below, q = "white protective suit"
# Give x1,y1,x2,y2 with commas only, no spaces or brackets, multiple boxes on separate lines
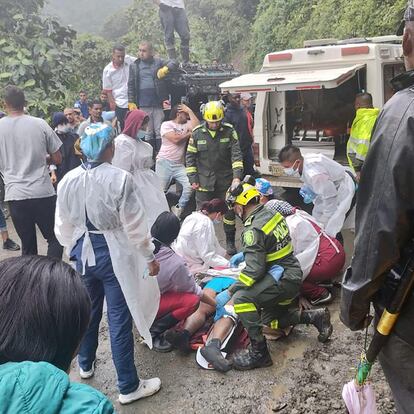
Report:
55,163,160,347
112,134,169,227
285,209,339,280
301,153,356,237
173,211,229,274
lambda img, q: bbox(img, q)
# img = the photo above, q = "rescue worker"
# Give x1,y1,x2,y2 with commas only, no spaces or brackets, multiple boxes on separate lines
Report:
55,123,162,405
341,4,414,411
186,101,244,255
211,182,333,370
279,145,356,240
346,92,380,181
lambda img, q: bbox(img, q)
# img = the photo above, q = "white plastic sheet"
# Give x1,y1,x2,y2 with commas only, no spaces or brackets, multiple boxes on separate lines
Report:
342,380,377,414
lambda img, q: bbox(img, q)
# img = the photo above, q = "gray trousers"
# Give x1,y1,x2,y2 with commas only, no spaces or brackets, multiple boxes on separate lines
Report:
140,106,165,153
159,5,190,60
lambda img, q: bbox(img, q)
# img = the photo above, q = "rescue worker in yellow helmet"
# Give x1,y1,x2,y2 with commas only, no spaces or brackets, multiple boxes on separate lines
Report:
346,92,380,181
213,178,333,370
186,101,244,255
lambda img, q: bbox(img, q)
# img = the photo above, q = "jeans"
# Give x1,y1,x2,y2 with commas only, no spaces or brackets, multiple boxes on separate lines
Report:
141,106,165,154
8,196,63,258
0,208,6,232
74,234,139,395
159,5,190,61
156,158,192,208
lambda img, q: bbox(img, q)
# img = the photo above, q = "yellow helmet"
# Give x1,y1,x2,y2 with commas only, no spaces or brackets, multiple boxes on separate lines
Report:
202,101,224,122
226,182,261,208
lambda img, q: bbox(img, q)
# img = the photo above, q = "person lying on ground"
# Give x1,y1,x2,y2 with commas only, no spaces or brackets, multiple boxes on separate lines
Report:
173,198,229,274
0,255,114,413
255,179,345,306
150,211,216,352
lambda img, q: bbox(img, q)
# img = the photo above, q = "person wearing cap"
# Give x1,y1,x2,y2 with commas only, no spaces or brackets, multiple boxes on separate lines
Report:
217,181,332,370
55,122,162,405
224,93,256,177
341,3,414,411
49,112,81,185
186,100,244,255
149,211,217,352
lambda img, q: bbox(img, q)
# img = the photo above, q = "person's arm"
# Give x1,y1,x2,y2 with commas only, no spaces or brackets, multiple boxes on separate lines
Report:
201,290,217,307
186,131,199,189
180,104,199,130
309,174,337,229
54,179,76,248
228,228,266,295
102,67,116,111
128,64,137,105
44,121,62,165
163,130,191,144
230,127,243,180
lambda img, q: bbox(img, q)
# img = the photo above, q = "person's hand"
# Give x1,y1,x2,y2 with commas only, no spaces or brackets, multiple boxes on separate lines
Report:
178,103,190,114
215,290,231,308
50,171,57,185
128,102,137,111
157,66,169,79
229,252,244,268
230,178,241,192
191,182,200,190
148,260,160,276
298,296,312,311
355,171,361,183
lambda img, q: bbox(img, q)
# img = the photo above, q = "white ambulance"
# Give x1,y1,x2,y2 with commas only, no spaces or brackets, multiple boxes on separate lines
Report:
220,36,404,187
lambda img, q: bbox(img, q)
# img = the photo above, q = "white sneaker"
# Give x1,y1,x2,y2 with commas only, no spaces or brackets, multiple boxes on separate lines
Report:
79,360,95,379
171,204,182,218
119,377,161,405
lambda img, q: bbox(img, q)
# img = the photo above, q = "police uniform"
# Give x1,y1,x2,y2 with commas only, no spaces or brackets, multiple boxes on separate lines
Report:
228,204,303,342
186,121,243,238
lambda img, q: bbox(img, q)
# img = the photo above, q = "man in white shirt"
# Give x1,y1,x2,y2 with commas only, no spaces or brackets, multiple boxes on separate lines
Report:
156,104,199,218
102,44,136,130
153,0,190,62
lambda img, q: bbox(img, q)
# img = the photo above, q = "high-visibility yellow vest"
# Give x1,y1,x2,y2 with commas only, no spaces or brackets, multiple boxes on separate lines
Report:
347,107,380,171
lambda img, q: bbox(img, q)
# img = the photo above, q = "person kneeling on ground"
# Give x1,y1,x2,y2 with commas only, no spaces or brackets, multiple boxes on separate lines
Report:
218,181,333,370
150,211,217,352
256,179,345,306
174,198,229,274
0,256,114,413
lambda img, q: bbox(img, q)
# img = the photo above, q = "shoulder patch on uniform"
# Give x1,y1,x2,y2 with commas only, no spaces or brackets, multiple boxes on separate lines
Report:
244,216,253,226
222,122,234,129
243,230,255,246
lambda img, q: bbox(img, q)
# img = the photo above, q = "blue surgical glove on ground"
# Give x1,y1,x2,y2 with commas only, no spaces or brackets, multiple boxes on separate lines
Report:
229,252,244,268
269,265,284,283
215,289,231,308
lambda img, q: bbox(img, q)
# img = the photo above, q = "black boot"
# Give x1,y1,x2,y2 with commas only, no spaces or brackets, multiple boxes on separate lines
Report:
167,47,177,60
300,308,333,343
150,313,179,353
165,328,192,354
181,46,190,63
200,339,232,372
225,234,237,256
233,339,273,371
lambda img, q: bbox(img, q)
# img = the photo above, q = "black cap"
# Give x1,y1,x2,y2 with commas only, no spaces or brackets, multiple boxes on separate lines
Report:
397,2,414,36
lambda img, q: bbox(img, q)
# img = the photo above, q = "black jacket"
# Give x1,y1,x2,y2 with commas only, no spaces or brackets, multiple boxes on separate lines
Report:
55,131,81,182
340,70,414,346
128,57,169,106
224,104,253,152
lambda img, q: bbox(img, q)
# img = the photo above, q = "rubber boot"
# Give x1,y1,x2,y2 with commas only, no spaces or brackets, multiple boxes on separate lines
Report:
300,308,333,343
167,47,177,60
233,339,273,371
181,46,190,64
165,328,192,354
200,339,232,372
150,313,179,353
225,234,237,256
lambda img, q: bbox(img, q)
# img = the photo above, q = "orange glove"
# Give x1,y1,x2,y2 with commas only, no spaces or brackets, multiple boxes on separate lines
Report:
128,102,137,111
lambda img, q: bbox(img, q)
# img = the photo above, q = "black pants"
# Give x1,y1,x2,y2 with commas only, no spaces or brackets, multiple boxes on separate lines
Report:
115,106,128,131
8,196,63,258
242,146,256,177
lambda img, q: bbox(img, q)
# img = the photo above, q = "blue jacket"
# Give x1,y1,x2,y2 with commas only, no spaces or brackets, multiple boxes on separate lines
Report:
0,361,114,414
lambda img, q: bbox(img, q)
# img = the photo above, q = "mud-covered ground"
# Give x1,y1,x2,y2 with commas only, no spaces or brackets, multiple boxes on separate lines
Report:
1,212,396,413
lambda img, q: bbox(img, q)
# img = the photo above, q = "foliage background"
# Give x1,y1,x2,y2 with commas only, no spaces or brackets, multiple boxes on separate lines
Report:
0,0,407,118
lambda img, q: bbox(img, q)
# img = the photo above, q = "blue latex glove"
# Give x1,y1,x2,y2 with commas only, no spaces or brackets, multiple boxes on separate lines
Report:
214,306,231,322
215,289,231,308
229,252,244,268
269,265,284,283
299,185,317,204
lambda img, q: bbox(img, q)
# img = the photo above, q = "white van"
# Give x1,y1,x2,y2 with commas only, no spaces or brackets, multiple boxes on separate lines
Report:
220,36,404,187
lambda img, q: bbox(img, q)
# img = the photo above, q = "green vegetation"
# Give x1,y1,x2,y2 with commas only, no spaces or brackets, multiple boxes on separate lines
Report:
0,0,408,118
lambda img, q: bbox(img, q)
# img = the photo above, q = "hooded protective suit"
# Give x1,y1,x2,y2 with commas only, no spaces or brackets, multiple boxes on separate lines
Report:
112,110,169,228
55,163,160,347
301,153,356,237
173,211,229,274
341,69,414,413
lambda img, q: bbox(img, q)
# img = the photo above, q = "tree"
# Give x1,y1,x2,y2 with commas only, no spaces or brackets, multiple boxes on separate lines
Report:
0,0,76,118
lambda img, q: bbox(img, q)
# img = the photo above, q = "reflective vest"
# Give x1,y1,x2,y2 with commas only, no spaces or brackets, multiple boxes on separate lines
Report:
347,107,380,171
